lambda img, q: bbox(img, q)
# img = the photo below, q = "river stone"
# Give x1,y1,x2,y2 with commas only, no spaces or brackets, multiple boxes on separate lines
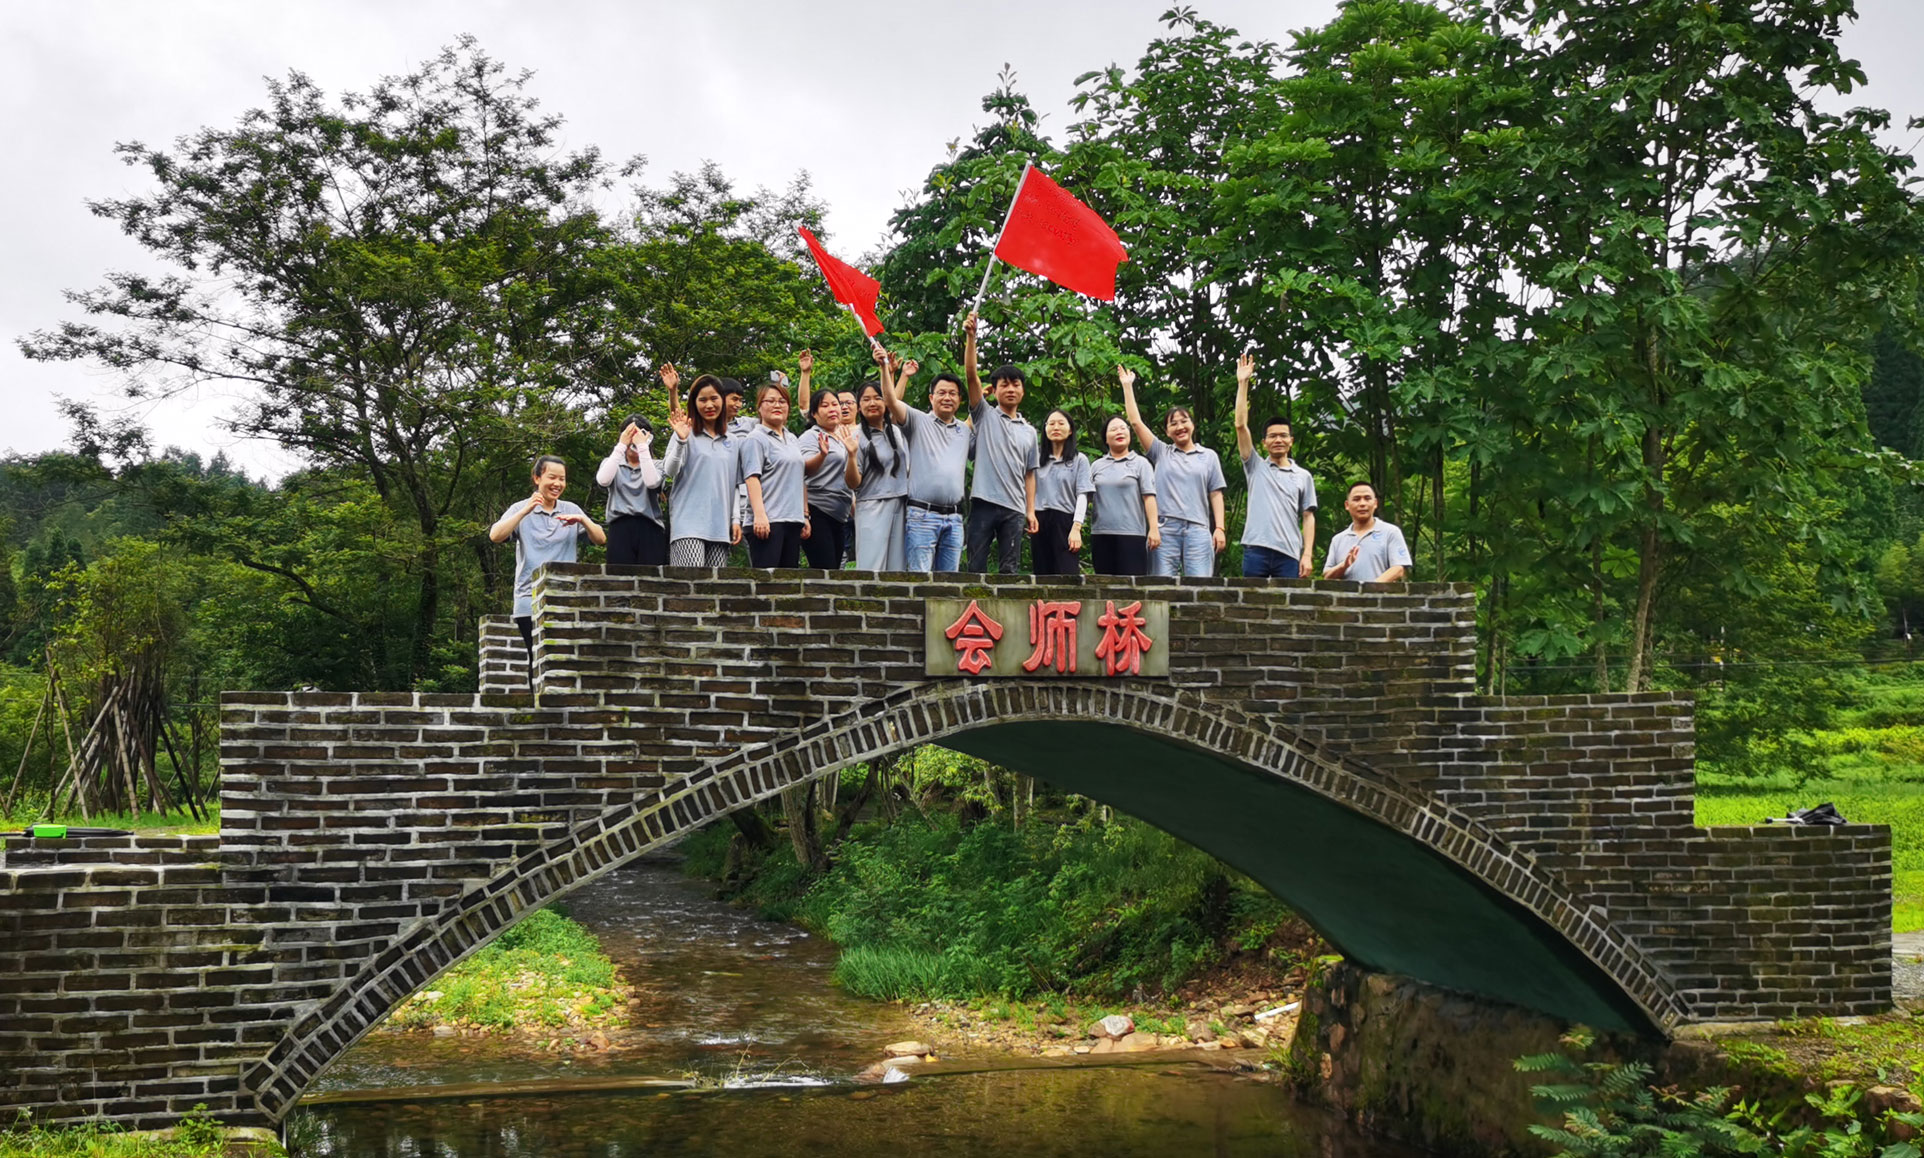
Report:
1189,1021,1216,1042
1220,1003,1254,1019
1089,1038,1117,1054
1097,1014,1134,1039
884,1040,931,1057
1116,1032,1159,1052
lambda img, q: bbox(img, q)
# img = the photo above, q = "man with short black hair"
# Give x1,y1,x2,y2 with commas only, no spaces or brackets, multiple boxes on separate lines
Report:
1233,353,1316,578
961,312,1039,573
883,350,972,572
1323,482,1411,583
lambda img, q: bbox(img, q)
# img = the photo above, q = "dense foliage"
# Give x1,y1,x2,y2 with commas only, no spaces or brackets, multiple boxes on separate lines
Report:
683,805,1299,1002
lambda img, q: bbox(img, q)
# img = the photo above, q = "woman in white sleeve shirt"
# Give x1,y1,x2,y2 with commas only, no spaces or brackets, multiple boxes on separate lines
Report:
595,412,666,565
1030,408,1094,576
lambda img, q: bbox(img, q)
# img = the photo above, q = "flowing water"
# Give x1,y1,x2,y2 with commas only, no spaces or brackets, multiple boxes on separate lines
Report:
299,859,1426,1156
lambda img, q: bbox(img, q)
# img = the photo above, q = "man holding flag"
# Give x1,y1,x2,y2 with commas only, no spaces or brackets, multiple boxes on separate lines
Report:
961,311,1039,574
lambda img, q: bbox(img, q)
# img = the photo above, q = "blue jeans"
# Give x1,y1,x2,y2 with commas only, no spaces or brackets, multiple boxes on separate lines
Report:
1154,518,1216,577
905,505,964,572
1242,544,1300,578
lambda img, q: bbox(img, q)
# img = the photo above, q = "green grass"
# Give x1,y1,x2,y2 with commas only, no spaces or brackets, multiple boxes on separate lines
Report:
2,799,219,836
1774,1014,1924,1088
385,906,626,1032
1698,671,1924,933
1697,780,1924,932
0,1106,230,1157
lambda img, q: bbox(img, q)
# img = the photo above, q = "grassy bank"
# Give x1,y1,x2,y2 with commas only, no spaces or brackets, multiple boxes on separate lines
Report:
0,1107,271,1158
383,907,630,1037
1698,670,1924,932
683,808,1314,1005
2,798,219,837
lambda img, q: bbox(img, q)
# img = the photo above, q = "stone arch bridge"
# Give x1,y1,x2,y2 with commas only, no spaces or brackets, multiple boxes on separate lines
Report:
0,567,1892,1129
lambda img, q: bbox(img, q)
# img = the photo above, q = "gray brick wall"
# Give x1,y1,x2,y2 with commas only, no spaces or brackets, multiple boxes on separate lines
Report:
0,566,1893,1129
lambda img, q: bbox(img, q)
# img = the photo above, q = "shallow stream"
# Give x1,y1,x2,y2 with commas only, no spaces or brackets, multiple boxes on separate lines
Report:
300,859,1424,1156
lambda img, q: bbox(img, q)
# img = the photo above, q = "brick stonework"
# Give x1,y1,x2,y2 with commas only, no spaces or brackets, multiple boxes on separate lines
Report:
0,566,1892,1129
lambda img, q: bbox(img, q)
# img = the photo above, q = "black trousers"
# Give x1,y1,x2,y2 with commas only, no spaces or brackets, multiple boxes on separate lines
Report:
1091,534,1151,577
964,499,1026,573
1031,508,1081,576
804,507,850,570
605,514,668,566
747,521,804,568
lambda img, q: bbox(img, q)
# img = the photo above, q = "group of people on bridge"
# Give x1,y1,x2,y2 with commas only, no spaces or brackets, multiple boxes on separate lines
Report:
489,314,1412,655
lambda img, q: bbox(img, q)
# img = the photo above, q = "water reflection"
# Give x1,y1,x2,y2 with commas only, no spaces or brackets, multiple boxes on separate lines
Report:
301,1067,1422,1157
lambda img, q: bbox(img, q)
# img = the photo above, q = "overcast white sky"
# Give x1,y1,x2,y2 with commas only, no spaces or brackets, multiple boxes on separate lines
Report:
4,0,1921,479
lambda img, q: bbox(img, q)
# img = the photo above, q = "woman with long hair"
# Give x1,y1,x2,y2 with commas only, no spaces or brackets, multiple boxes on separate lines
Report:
1087,415,1160,577
595,411,666,566
659,366,742,568
488,453,606,666
738,380,809,568
846,378,908,571
799,387,853,570
1030,408,1093,576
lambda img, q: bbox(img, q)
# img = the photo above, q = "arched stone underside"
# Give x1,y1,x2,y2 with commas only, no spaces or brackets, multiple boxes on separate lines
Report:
1,570,1893,1131
240,680,1681,1120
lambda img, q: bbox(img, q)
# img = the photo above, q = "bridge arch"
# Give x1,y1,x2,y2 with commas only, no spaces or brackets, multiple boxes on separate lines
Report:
242,679,1687,1121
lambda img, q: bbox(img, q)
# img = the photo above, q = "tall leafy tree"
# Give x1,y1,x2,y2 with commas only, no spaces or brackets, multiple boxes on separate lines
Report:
20,38,618,683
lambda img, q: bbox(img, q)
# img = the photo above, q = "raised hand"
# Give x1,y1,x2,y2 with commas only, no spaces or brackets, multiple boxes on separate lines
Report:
871,344,889,367
620,422,642,446
900,358,918,378
659,363,681,394
797,349,814,374
834,424,858,452
666,406,692,439
1236,352,1255,387
1117,365,1136,391
964,311,978,339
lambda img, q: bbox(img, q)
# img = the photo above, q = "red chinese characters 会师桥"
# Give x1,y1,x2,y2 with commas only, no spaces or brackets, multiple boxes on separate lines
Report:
1022,600,1082,674
943,600,1004,675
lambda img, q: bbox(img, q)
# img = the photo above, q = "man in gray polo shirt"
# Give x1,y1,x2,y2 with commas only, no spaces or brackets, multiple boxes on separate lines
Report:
962,311,1039,573
1323,482,1411,582
883,350,973,572
1234,352,1317,578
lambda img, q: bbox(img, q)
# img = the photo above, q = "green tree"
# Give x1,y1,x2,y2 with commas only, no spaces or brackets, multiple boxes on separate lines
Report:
20,39,620,684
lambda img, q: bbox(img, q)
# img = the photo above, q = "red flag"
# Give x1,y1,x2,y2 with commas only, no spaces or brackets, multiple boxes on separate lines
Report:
991,165,1129,301
797,226,884,336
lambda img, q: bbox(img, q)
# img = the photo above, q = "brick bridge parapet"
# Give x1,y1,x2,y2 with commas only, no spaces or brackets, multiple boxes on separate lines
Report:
0,568,1891,1129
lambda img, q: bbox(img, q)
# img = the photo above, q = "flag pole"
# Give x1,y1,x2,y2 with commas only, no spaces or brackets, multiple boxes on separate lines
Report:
971,161,1033,315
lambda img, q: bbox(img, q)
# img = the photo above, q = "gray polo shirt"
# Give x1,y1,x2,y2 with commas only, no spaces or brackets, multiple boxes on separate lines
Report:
1328,520,1412,582
968,399,1039,512
1242,452,1318,557
1144,436,1225,528
1035,452,1093,515
1089,452,1157,537
662,430,739,544
739,424,807,523
601,457,663,525
854,422,909,503
900,407,972,507
502,499,587,618
799,427,854,521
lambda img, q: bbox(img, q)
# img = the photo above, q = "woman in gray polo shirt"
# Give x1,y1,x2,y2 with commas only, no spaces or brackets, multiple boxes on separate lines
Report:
1118,366,1227,577
595,412,667,566
1031,408,1093,576
799,389,853,570
1087,416,1161,576
847,379,907,571
660,368,741,568
489,454,607,666
739,381,809,568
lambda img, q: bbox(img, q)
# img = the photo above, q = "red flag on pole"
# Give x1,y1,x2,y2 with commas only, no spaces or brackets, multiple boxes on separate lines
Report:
990,165,1129,301
797,226,884,337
